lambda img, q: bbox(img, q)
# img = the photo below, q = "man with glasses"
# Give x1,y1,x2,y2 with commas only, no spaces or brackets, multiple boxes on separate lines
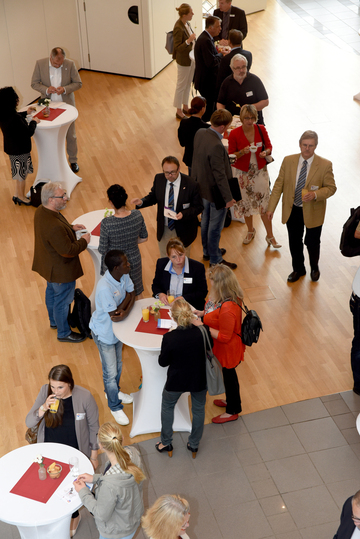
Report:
333,490,360,539
217,54,268,124
131,156,203,258
32,181,90,342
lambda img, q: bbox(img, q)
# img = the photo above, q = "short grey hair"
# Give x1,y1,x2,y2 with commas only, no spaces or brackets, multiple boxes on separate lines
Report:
230,54,248,69
41,181,63,206
50,47,65,58
299,130,318,146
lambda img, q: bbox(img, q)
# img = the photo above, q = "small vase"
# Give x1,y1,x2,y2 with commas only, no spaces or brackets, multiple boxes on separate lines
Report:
43,105,50,118
153,311,161,323
38,465,47,480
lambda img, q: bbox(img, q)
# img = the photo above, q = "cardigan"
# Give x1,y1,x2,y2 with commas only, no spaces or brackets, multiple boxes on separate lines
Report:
228,125,272,172
25,384,100,457
203,300,245,369
172,19,193,67
0,111,37,155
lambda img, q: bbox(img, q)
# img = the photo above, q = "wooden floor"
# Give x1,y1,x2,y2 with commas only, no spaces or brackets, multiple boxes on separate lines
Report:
2,0,360,457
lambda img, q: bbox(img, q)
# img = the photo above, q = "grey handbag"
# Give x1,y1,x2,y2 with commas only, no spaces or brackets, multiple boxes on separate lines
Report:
199,325,225,396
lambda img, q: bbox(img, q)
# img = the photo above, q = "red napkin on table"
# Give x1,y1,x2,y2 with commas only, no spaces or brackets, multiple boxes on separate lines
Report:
91,222,102,236
135,309,171,335
10,457,70,503
34,108,66,121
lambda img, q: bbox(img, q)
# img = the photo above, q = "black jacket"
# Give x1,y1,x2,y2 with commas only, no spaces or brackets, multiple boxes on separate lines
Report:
214,6,248,40
178,117,210,167
333,497,355,539
0,111,37,155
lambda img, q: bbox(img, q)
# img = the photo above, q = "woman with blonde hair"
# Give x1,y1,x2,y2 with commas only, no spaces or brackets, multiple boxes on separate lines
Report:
194,264,245,424
142,494,190,539
156,298,211,458
74,422,145,539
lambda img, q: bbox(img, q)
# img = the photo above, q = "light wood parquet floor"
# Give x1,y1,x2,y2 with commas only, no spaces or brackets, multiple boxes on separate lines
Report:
1,0,360,457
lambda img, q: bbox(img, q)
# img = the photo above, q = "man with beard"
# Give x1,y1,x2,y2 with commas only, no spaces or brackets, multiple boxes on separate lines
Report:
217,54,268,124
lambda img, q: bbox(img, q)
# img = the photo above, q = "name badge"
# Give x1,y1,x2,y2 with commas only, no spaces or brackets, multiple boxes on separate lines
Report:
114,290,120,296
183,203,190,209
246,91,253,97
76,413,86,420
230,13,235,17
310,185,319,191
184,277,193,284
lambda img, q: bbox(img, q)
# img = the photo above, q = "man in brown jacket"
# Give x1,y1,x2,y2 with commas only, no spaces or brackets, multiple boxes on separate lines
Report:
32,182,90,342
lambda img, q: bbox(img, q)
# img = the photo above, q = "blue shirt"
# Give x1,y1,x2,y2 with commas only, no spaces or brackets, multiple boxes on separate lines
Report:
89,270,134,345
165,256,190,298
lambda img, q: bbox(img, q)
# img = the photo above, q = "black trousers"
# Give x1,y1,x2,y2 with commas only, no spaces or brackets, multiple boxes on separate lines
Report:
286,205,322,273
223,366,242,415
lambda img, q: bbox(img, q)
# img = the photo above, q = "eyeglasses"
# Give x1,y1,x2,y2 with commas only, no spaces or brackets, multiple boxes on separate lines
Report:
232,66,247,71
243,117,255,121
52,193,67,199
163,170,178,176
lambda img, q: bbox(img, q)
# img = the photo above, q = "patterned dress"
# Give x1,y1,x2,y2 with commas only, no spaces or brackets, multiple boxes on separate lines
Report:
99,210,148,296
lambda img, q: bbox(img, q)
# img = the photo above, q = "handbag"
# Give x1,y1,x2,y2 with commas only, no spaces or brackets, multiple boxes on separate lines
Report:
257,124,274,164
165,31,174,54
25,418,43,444
199,325,225,396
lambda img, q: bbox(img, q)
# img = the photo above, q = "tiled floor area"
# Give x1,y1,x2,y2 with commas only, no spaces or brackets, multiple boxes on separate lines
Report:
276,0,360,53
3,390,360,539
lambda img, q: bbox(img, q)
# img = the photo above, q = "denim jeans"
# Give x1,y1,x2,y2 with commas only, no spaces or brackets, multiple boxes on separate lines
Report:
201,199,227,265
350,292,360,391
161,388,207,449
45,281,75,338
91,331,124,412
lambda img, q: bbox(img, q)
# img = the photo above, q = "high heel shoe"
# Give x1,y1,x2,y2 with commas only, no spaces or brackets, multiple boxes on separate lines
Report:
243,228,256,245
265,236,282,248
187,442,198,459
155,441,173,457
12,196,31,206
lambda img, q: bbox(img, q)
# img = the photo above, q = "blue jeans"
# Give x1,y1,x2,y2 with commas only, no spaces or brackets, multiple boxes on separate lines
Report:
45,281,75,338
91,331,124,412
201,199,227,265
161,388,207,449
350,292,360,391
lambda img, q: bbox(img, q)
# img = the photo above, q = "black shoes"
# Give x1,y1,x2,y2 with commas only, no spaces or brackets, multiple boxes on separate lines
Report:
70,163,80,173
12,196,31,206
287,270,306,283
203,248,226,261
58,331,86,343
155,441,173,457
210,259,237,270
353,387,360,396
187,442,198,459
311,269,320,282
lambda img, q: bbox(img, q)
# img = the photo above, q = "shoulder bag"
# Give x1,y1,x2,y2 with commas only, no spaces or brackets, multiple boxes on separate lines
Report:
257,124,274,164
198,325,225,396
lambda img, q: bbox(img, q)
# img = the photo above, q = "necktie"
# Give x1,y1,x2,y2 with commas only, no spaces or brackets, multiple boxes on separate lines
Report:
294,160,308,207
168,183,175,230
222,12,230,40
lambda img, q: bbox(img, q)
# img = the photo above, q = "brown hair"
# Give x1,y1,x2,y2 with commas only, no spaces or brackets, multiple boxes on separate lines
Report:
176,3,191,17
210,109,232,127
229,29,243,46
45,365,74,428
239,104,258,123
188,96,207,115
299,130,318,146
205,15,220,29
162,156,180,168
209,264,243,305
166,238,186,257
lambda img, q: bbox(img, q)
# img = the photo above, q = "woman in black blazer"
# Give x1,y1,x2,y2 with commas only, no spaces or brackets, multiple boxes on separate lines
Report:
177,96,209,175
156,298,212,458
152,238,208,310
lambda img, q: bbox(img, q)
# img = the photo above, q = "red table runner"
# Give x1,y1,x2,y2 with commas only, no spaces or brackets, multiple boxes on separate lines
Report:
91,222,101,236
135,309,171,335
10,457,70,503
34,108,66,121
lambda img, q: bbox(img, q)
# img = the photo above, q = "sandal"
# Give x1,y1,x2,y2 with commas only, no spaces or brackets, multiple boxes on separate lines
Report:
243,228,256,245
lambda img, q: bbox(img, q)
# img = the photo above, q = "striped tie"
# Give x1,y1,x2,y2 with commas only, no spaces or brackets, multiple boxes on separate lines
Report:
294,160,308,207
168,183,175,230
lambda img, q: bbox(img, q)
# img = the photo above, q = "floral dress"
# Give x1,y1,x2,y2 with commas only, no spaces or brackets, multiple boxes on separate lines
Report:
232,151,270,219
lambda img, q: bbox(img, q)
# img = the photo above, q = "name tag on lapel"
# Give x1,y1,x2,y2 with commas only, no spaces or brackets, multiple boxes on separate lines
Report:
310,185,319,191
184,278,193,284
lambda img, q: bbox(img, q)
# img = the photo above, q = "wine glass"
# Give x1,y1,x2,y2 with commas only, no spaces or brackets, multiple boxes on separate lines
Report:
69,456,79,477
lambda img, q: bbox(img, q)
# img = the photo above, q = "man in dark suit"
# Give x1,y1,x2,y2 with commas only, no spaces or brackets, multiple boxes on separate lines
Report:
216,29,252,95
194,16,224,122
131,156,203,257
214,0,248,44
333,492,360,539
192,109,237,269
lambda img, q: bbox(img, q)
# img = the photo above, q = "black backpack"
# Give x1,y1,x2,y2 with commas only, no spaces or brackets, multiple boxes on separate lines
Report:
68,289,92,338
30,181,48,207
340,206,360,257
240,302,263,346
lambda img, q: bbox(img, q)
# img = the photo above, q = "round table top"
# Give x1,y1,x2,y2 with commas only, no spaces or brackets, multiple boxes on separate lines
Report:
73,209,109,250
26,103,78,130
0,442,93,527
112,298,170,351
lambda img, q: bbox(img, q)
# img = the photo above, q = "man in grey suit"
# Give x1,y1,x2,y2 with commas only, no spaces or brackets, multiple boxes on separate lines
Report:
192,109,237,269
31,47,82,173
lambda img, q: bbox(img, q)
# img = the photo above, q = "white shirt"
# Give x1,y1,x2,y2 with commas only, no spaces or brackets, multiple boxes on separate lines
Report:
164,173,181,227
351,525,360,539
48,60,63,102
294,154,315,207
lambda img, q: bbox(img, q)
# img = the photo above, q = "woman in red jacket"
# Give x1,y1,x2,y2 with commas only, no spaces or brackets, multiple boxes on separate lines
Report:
228,104,281,248
194,264,245,424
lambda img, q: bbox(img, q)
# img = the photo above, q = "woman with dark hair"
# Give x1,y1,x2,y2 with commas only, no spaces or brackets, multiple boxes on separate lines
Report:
26,364,100,537
0,86,40,205
173,4,196,119
177,95,209,175
99,184,148,297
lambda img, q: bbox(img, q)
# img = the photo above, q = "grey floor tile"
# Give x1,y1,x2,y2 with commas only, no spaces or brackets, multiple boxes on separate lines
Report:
350,442,360,460
180,422,228,445
321,393,341,402
266,454,323,493
0,523,19,539
242,407,289,432
243,462,272,483
340,391,360,412
276,532,302,539
228,431,256,452
200,467,256,510
142,445,196,487
235,445,264,466
299,521,340,539
268,512,297,534
292,417,347,452
260,495,288,516
142,482,157,509
282,485,339,528
251,425,306,461
282,398,329,423
190,437,241,476
326,479,360,508
341,427,360,444
322,398,351,415
332,413,357,430
309,445,360,483
214,500,273,539
252,478,279,498
222,415,249,436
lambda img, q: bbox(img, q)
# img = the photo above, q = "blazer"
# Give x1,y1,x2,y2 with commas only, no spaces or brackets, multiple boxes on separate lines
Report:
178,116,210,166
152,257,208,310
228,124,272,172
214,6,248,40
333,497,355,539
172,18,193,66
216,46,252,93
267,153,337,228
137,173,203,247
0,111,37,155
32,205,87,283
31,57,82,106
194,31,222,94
191,128,232,204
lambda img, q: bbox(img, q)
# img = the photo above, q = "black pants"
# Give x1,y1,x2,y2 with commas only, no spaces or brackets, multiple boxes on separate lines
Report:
223,366,242,415
286,205,322,272
350,292,360,391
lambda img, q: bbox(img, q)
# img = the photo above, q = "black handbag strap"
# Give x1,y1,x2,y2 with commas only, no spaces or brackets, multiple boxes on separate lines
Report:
198,325,212,358
256,124,266,151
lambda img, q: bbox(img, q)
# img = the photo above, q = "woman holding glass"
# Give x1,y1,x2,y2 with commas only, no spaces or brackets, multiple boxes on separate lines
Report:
173,4,196,119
